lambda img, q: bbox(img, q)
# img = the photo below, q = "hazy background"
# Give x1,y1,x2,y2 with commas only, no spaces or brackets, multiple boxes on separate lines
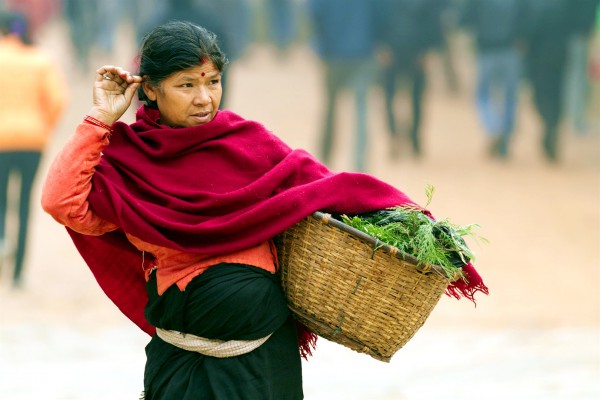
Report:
1,1,599,399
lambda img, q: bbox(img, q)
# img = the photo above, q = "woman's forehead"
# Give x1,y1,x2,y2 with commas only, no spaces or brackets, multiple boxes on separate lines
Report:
170,62,219,78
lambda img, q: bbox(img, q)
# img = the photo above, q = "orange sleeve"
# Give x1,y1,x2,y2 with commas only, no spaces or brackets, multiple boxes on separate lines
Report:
41,123,118,235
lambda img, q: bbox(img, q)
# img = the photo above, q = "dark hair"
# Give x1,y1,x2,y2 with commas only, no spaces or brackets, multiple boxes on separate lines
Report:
137,20,229,108
0,11,32,45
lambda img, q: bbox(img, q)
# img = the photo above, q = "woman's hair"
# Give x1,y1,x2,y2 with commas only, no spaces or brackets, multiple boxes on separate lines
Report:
137,20,229,108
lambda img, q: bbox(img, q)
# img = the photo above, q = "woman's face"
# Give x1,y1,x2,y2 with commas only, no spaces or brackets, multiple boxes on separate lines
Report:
142,61,222,128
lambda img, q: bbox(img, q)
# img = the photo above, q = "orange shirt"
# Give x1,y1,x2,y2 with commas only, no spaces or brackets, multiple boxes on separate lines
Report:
41,123,277,295
0,36,66,151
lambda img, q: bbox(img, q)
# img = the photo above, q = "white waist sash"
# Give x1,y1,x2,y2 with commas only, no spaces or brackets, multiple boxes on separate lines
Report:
156,328,273,358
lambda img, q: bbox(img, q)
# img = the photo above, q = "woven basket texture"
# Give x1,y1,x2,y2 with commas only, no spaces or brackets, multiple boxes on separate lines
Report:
277,212,449,362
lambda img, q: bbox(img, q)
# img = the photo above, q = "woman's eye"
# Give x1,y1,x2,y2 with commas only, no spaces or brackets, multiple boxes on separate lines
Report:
210,79,220,85
180,83,193,88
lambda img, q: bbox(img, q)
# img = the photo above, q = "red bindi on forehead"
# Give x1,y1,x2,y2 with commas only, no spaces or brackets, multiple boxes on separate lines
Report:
200,56,211,77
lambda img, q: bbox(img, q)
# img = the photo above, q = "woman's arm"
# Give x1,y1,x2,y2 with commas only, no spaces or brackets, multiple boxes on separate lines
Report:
42,65,143,235
41,123,118,235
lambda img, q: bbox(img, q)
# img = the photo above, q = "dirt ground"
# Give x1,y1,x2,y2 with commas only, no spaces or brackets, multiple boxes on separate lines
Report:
0,20,599,399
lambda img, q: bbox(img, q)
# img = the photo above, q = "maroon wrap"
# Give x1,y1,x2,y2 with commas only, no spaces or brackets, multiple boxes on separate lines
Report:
67,106,487,345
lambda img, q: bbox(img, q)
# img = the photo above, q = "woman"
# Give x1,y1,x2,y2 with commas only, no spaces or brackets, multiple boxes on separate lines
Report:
41,21,486,399
0,11,66,287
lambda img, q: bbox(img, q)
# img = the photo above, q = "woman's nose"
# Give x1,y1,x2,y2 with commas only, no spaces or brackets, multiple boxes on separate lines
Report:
194,86,211,105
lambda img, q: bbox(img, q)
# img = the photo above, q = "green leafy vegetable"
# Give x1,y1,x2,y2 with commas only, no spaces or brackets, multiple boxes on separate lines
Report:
340,184,486,281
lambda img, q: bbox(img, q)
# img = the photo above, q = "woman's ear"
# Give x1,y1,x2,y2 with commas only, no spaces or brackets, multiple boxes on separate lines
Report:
142,81,157,101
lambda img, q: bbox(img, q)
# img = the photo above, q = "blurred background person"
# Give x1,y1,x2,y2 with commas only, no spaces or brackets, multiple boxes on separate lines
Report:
307,0,378,172
62,0,102,73
460,0,528,159
0,10,66,288
265,0,298,57
96,0,121,55
129,0,170,45
562,0,599,135
375,0,445,159
591,9,600,104
431,0,463,95
60,0,140,73
524,0,573,163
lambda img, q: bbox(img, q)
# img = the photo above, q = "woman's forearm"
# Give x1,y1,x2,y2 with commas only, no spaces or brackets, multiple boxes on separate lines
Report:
41,123,118,235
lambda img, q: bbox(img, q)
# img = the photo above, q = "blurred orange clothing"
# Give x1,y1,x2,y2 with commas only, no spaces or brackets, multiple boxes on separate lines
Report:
0,35,66,151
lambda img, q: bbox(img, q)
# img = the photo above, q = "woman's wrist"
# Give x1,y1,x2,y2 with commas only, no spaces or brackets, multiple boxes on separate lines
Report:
83,115,114,134
86,108,118,126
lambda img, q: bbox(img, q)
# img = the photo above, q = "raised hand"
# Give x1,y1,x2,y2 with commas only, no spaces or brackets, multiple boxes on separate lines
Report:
88,65,144,126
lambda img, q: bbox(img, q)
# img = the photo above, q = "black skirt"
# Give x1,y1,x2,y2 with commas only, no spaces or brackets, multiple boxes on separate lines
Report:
142,263,303,400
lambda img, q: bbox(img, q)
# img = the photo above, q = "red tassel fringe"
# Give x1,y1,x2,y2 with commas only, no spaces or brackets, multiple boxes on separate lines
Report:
295,320,318,360
445,262,489,305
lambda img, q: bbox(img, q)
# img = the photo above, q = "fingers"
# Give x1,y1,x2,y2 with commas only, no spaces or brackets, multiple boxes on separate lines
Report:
96,65,143,85
124,82,141,102
91,65,143,122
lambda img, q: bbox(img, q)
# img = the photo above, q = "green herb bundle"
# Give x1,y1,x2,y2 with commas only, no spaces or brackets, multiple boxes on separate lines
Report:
340,185,484,281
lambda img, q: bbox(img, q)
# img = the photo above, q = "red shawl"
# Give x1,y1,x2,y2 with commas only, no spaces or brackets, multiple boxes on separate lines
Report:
68,106,487,341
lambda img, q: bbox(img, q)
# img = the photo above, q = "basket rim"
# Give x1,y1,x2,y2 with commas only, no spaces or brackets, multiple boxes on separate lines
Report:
311,211,448,278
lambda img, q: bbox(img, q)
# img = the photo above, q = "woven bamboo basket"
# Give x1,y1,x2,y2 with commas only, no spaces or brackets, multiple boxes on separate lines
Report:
276,211,450,362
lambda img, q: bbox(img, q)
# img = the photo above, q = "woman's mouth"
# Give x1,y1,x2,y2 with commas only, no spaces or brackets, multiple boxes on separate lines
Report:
191,111,212,123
